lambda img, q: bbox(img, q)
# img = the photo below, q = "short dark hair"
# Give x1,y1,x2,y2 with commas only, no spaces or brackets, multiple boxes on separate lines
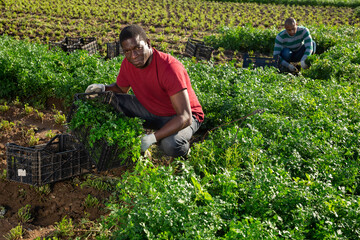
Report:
285,18,296,26
119,25,148,44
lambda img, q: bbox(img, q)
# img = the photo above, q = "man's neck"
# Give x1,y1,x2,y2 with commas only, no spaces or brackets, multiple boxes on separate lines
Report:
143,48,154,68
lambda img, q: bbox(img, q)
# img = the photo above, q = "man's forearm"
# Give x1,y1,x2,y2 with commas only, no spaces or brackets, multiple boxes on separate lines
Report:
154,114,192,141
105,83,124,93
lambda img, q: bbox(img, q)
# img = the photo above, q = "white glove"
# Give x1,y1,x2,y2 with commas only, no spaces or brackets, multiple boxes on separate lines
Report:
301,60,308,69
288,64,297,72
85,84,105,93
141,133,157,152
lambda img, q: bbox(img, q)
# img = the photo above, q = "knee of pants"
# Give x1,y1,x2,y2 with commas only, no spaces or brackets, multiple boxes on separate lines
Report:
280,48,292,61
159,135,189,158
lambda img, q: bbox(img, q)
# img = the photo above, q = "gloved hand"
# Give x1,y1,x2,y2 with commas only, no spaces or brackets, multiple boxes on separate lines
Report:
141,133,157,152
288,64,297,72
301,60,308,69
85,84,105,93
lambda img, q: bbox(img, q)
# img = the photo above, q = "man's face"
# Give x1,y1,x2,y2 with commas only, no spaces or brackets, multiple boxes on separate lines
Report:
285,23,297,36
121,35,152,69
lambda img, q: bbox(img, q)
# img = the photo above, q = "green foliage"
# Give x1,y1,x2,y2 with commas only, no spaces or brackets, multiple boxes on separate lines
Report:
12,96,21,106
0,35,123,106
33,184,52,197
0,120,15,130
100,159,226,239
356,6,360,17
81,175,118,192
190,124,265,175
1,26,360,239
68,99,144,163
3,224,24,240
303,41,360,82
184,61,292,129
223,217,278,239
53,216,74,238
205,0,360,8
182,38,359,237
0,169,6,180
1,0,357,56
310,25,360,53
190,70,360,185
17,204,33,223
23,103,34,115
35,109,44,120
235,161,360,239
204,24,360,56
84,194,100,208
204,24,277,55
34,238,59,240
26,128,39,146
45,130,56,139
189,122,360,238
53,111,66,124
0,102,9,112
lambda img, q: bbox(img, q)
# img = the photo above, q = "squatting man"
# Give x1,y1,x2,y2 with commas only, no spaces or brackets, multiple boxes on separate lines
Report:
273,17,316,73
85,25,204,158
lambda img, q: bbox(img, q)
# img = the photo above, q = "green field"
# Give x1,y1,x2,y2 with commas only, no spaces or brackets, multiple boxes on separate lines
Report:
1,0,359,55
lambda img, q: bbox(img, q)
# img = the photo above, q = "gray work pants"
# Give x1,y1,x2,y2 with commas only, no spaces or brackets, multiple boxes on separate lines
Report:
111,93,201,157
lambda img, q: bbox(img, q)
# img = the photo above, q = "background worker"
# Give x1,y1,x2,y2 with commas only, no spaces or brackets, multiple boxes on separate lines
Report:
85,24,204,158
273,17,316,72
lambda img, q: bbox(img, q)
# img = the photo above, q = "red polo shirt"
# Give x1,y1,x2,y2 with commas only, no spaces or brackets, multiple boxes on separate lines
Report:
116,49,204,122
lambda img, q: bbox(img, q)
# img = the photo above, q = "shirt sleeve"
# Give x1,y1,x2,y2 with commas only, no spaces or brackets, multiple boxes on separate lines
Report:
274,32,286,64
273,33,284,58
302,27,313,57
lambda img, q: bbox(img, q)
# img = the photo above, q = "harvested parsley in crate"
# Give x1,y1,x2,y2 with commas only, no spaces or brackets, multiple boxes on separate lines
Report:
67,92,144,171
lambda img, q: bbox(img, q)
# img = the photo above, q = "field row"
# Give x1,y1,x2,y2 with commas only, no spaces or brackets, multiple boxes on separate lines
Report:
1,0,359,55
207,0,360,8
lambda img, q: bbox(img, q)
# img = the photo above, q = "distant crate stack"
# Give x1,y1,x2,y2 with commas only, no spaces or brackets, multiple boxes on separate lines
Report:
106,41,123,59
49,37,98,55
185,38,214,61
6,134,92,186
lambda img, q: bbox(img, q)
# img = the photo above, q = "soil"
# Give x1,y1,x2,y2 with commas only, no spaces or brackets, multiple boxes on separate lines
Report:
0,101,115,239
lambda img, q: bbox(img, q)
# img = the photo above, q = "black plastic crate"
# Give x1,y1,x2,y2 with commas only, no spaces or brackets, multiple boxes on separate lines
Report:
106,41,123,59
49,37,97,55
184,38,214,61
195,44,214,61
70,126,131,171
243,53,280,68
6,134,91,186
184,38,202,57
67,92,133,171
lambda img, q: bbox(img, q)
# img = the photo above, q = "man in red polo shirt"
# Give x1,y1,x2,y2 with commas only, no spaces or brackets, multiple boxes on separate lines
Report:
86,24,204,157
